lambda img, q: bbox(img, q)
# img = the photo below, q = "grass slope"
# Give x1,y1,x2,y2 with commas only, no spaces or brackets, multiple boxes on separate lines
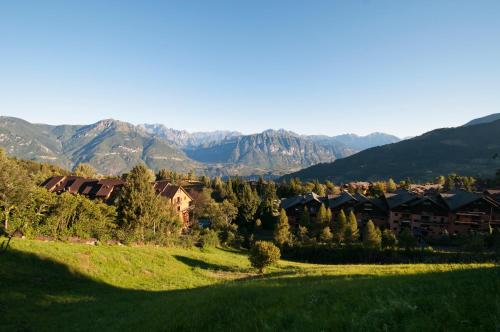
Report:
1,238,499,331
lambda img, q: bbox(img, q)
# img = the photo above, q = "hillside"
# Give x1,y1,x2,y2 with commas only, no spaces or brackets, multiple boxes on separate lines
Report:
1,238,498,331
284,119,500,182
307,132,400,151
464,113,500,126
0,117,199,175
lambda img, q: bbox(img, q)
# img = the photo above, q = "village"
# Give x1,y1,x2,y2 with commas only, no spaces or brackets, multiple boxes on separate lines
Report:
40,174,500,244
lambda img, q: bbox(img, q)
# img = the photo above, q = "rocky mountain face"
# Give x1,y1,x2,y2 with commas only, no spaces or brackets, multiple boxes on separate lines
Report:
0,116,400,177
138,123,241,148
283,118,500,182
185,129,354,174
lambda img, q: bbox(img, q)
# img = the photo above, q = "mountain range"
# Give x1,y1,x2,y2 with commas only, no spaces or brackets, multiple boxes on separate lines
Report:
283,114,500,182
0,116,399,177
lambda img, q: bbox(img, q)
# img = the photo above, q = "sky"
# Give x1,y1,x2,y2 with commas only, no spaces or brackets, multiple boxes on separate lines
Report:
1,0,499,138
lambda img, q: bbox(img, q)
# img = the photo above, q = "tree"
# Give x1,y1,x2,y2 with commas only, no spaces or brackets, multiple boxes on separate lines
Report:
315,204,329,232
372,182,387,196
0,149,31,232
399,178,411,190
208,199,238,244
382,229,397,249
299,206,311,228
332,209,347,243
363,220,382,249
326,208,332,227
319,226,333,243
444,174,456,191
256,181,278,229
274,209,291,247
398,228,417,250
156,169,170,181
344,210,359,244
312,179,325,196
249,241,280,273
296,225,310,244
73,163,98,178
387,178,397,193
117,164,166,241
435,175,446,186
236,183,260,228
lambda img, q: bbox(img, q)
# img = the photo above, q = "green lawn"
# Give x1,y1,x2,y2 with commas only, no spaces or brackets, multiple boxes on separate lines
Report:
1,238,499,332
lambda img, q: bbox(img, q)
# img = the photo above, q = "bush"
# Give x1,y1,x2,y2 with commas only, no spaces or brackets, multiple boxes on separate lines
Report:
398,228,417,250
462,232,486,253
281,244,496,264
382,229,397,249
200,229,220,248
249,241,281,273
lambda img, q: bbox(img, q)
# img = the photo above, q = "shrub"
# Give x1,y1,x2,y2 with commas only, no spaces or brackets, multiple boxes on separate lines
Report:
200,229,220,248
319,227,333,243
382,229,397,249
249,241,280,273
462,232,486,253
398,228,417,250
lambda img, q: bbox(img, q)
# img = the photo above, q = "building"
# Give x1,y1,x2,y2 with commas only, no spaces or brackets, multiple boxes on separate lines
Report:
42,176,193,225
42,176,125,202
280,192,324,225
280,189,500,239
440,191,500,235
153,180,194,225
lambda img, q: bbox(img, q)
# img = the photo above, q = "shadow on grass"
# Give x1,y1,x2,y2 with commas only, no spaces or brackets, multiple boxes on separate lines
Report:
1,247,499,332
173,255,242,272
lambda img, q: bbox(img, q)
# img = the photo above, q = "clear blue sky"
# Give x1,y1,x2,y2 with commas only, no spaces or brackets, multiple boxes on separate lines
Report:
1,0,499,137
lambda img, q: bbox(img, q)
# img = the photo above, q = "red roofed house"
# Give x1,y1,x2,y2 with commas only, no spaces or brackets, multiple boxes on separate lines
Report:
42,176,193,225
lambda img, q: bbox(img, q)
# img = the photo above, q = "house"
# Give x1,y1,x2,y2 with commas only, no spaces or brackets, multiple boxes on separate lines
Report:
280,192,324,225
42,176,125,202
42,176,193,225
154,180,194,225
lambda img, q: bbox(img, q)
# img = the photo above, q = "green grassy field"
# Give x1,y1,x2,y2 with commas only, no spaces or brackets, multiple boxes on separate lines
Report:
1,238,499,332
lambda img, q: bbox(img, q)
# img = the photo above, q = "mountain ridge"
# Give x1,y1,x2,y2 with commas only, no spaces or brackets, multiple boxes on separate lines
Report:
282,119,500,182
0,116,399,176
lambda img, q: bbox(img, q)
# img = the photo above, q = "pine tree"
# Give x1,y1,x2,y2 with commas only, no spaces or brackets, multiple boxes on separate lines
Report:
363,220,382,249
387,178,397,193
319,226,333,243
315,204,328,230
344,210,359,244
332,209,347,243
326,208,332,227
237,183,260,227
299,206,311,228
117,164,163,241
274,209,291,247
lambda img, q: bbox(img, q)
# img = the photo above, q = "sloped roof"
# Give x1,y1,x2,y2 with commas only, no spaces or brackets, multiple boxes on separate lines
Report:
407,195,448,211
439,190,498,211
384,190,419,209
41,176,65,191
328,191,357,209
280,192,323,210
